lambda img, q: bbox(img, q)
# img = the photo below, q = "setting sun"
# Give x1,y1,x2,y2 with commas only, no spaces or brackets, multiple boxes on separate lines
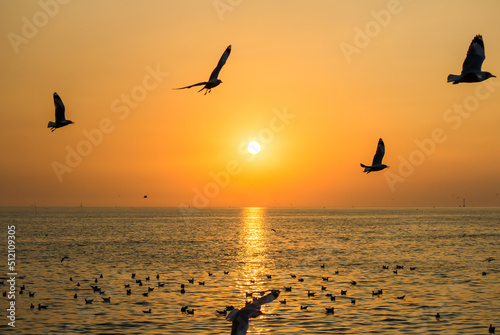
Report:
247,141,261,155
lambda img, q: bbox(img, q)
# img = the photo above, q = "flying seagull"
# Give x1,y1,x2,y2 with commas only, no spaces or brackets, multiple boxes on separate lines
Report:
48,92,74,131
174,45,231,94
361,138,388,173
226,290,280,335
448,35,495,84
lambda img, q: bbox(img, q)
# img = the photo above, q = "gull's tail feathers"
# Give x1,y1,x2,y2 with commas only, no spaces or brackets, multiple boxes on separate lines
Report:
447,74,461,83
48,121,56,128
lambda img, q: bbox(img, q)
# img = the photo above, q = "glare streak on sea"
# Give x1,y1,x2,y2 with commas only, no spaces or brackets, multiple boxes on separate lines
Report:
0,207,498,334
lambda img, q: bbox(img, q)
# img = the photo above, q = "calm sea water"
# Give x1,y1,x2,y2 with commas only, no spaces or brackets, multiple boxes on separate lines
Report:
0,207,498,334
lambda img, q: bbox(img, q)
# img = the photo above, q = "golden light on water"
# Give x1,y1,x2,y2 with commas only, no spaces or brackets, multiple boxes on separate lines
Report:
238,207,268,288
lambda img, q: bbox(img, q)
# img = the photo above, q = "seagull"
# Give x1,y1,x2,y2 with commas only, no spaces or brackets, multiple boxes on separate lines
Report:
48,92,74,132
489,324,495,334
60,256,69,263
448,35,495,84
226,290,280,335
361,138,388,173
174,45,231,95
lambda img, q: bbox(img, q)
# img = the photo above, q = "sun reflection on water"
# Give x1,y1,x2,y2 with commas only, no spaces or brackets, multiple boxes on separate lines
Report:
236,207,271,293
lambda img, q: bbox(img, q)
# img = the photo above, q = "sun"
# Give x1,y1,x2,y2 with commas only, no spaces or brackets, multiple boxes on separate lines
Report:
247,141,261,155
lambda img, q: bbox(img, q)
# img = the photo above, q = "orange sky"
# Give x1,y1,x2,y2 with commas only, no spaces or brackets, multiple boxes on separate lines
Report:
1,0,500,207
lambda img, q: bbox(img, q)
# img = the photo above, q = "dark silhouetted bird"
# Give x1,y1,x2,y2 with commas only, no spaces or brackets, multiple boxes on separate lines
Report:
48,93,73,131
175,45,231,94
448,35,495,84
361,138,388,173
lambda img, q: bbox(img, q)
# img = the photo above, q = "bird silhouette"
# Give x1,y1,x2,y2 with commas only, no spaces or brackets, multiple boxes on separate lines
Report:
174,45,231,94
48,93,73,132
448,35,495,84
361,138,388,173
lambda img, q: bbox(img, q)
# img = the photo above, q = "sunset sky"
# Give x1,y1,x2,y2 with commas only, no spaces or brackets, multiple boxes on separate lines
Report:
1,0,500,207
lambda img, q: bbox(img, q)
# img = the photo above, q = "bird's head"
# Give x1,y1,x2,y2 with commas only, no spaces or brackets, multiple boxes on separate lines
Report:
484,72,496,80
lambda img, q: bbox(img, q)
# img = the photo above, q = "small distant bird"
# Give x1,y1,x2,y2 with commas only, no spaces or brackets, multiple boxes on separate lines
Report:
489,324,495,334
85,299,93,304
102,297,111,303
448,35,495,84
435,312,440,320
126,289,131,295
30,303,35,309
186,309,194,315
300,305,308,310
175,45,232,95
350,280,357,285
38,304,48,310
271,229,277,233
145,276,150,281
322,277,329,281
100,274,103,278
28,292,35,297
224,271,229,275
156,273,160,279
290,274,296,278
482,272,487,276
325,307,334,314
397,295,405,299
188,278,195,284
61,256,69,263
393,270,398,275
143,195,148,198
48,93,74,131
226,290,279,335
410,267,416,270
131,273,136,279
361,138,388,173
320,264,325,269
216,309,228,316
298,278,304,282
382,265,389,269
351,299,356,304
279,299,287,304
158,282,165,287
307,291,315,297
148,287,154,292
284,286,292,292
124,284,130,288
266,274,272,279
340,290,347,295
143,309,152,314
76,282,80,287
74,293,78,299
181,306,189,313
321,286,327,291
142,292,149,297
199,281,205,286
330,295,336,301
396,265,404,269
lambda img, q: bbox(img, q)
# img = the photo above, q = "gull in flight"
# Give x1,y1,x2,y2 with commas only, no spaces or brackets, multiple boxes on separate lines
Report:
447,35,495,84
48,92,74,131
361,138,388,173
226,290,280,335
174,45,231,94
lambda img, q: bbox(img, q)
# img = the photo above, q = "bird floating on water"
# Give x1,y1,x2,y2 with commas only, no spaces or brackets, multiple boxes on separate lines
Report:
48,93,73,132
174,45,231,95
489,324,495,334
361,138,388,173
448,35,495,84
226,290,280,335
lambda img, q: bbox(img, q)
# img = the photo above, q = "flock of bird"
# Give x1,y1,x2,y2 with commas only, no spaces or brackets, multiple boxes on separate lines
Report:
6,257,494,335
47,35,495,175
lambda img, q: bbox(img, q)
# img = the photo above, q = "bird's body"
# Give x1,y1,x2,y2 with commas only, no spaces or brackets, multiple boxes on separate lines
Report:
48,93,73,131
361,138,388,173
226,290,280,335
175,45,231,94
489,324,495,334
448,35,495,84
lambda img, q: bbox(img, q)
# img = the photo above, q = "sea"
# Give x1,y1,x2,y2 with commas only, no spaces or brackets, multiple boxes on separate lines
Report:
0,207,498,334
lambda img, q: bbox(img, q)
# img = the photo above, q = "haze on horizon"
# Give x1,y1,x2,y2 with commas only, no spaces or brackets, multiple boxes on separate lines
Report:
1,0,500,208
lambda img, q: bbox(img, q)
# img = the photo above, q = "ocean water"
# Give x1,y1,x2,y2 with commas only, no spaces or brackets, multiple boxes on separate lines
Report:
0,207,499,334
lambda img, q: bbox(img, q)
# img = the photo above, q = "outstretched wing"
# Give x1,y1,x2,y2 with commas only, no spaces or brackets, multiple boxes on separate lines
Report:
461,35,485,75
53,92,66,122
174,82,208,90
371,138,385,166
209,45,231,81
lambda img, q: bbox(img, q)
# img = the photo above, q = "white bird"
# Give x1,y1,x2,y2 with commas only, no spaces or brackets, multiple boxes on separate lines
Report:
174,45,231,94
48,92,74,131
361,138,388,173
226,290,280,335
448,35,495,84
